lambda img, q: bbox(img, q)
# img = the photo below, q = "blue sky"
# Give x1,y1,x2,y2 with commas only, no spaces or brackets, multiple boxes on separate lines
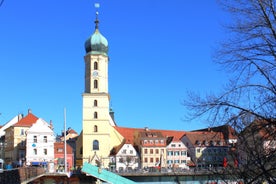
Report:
0,1,230,134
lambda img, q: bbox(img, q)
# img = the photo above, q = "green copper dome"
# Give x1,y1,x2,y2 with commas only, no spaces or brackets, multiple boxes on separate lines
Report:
85,19,108,56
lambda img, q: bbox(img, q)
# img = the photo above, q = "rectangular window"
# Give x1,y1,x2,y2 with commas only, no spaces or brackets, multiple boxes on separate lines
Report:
43,136,47,143
155,157,159,163
144,149,148,154
181,160,187,164
33,136,37,143
150,158,154,163
119,158,124,163
122,149,127,154
168,151,173,156
130,150,133,154
174,151,179,156
155,149,159,154
33,149,37,155
43,149,47,155
197,148,201,153
144,158,148,163
20,129,24,136
171,144,176,147
181,151,187,156
150,149,153,154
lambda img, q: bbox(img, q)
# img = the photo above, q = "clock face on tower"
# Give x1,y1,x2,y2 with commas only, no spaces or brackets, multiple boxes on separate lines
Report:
92,71,98,77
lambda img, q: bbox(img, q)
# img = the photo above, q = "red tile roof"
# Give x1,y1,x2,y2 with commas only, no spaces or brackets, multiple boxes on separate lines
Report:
114,126,185,145
192,125,237,140
183,131,226,146
14,113,38,127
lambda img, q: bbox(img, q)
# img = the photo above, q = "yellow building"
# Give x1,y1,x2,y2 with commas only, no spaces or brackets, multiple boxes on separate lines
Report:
77,11,123,168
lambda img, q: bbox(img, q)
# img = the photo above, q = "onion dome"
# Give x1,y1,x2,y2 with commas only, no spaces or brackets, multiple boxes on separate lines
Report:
85,13,108,56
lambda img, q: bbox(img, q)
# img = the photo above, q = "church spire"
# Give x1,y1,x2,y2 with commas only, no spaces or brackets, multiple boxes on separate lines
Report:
94,3,100,30
84,3,108,56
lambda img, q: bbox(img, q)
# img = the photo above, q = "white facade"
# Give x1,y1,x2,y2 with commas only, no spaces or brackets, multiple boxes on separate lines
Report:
26,118,55,165
166,141,190,169
115,144,139,172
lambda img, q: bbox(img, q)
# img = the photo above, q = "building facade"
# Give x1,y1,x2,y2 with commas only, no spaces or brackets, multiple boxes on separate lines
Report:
4,110,38,166
80,11,123,168
25,118,55,166
135,128,167,169
181,131,229,168
166,135,190,169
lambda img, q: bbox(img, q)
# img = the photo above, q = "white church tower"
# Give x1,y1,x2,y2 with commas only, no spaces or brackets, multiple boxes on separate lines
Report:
81,5,123,168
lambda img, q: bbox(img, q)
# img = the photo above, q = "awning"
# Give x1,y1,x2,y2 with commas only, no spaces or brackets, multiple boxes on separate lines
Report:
31,162,47,166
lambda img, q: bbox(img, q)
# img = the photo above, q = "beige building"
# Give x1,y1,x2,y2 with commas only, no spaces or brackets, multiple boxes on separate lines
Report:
4,110,38,165
134,128,167,169
78,12,123,168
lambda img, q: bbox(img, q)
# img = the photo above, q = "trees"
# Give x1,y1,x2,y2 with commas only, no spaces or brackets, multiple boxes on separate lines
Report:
183,0,276,183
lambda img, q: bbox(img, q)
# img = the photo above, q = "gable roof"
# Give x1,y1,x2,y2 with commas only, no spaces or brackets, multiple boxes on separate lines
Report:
14,113,39,127
183,131,226,147
28,118,53,133
192,125,237,140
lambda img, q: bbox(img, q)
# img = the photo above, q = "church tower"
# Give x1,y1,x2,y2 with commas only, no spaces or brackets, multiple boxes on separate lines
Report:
81,8,122,167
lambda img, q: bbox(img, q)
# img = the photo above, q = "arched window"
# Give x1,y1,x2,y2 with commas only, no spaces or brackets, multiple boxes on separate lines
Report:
94,62,98,70
94,100,98,107
94,61,98,70
93,140,99,150
94,112,98,119
94,125,98,132
94,80,98,89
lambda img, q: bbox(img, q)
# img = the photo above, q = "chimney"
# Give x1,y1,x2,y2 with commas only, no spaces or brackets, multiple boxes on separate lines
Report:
49,120,54,130
28,109,32,114
18,114,23,121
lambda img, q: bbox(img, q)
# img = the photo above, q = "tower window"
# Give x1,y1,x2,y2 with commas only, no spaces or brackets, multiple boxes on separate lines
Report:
93,140,99,150
94,125,98,132
94,80,98,89
94,100,98,107
94,62,98,70
94,112,98,119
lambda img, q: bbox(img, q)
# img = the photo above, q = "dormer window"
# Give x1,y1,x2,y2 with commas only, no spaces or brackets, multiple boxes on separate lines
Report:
203,140,208,146
210,140,215,146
